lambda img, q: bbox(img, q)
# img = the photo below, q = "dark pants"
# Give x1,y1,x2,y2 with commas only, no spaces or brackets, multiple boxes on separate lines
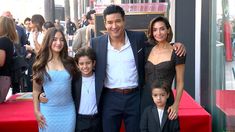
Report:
75,114,102,132
102,88,140,132
25,53,35,92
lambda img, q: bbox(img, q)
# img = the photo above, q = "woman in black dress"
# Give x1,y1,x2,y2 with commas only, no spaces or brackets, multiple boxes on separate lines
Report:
141,16,186,120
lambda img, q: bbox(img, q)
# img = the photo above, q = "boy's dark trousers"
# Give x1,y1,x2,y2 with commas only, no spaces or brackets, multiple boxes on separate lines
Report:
75,114,102,132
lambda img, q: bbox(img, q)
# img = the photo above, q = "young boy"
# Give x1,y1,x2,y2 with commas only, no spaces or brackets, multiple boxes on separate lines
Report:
140,80,180,132
72,47,101,132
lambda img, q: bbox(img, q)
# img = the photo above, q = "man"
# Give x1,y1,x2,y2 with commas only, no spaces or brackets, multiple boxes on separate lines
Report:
90,5,185,132
85,10,96,46
72,10,96,52
80,13,89,28
90,5,146,132
66,17,77,36
24,17,31,45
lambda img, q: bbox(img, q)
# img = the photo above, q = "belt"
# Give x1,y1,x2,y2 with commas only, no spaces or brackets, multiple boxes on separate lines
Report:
104,87,138,94
77,113,99,119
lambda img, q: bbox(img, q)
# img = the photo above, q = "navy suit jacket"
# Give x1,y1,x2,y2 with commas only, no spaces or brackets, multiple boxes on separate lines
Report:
140,105,180,132
90,30,147,106
16,25,27,56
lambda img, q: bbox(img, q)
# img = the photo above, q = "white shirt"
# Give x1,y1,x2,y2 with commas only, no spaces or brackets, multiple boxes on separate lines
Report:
28,31,43,49
104,32,138,89
157,108,164,125
78,73,98,115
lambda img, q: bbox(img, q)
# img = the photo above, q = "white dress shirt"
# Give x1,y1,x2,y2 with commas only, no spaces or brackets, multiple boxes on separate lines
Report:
104,32,138,89
28,31,43,49
157,108,164,125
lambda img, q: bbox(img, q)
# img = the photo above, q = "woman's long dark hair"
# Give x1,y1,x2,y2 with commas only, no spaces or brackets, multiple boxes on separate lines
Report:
32,27,77,85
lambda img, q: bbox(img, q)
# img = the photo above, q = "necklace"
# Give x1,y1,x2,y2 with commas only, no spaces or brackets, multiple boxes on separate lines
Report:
82,77,94,94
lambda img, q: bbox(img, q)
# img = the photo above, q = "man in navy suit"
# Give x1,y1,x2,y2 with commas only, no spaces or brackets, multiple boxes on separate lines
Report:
90,5,146,132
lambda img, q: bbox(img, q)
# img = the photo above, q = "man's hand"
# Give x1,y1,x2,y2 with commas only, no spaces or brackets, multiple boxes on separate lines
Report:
173,42,186,57
39,92,48,103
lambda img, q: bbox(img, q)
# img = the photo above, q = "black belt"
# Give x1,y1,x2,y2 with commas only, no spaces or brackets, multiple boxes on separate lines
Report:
104,87,138,94
77,113,99,119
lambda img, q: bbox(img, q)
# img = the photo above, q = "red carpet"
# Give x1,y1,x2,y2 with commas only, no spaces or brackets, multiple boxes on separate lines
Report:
0,95,37,132
0,91,211,132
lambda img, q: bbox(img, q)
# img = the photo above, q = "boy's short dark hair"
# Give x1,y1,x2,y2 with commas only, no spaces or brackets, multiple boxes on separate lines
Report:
103,5,125,22
74,47,96,64
151,79,171,94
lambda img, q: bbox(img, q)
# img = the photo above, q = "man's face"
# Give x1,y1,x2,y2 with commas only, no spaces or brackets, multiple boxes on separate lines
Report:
24,20,31,31
2,11,13,19
104,13,125,39
88,14,95,25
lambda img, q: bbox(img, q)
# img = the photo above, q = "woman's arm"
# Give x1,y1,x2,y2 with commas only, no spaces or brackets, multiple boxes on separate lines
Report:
32,80,46,128
0,50,6,67
168,64,185,120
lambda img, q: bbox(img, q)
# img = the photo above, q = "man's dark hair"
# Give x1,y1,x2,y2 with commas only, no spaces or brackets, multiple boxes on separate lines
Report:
43,21,55,30
24,17,31,24
86,10,96,20
103,5,125,22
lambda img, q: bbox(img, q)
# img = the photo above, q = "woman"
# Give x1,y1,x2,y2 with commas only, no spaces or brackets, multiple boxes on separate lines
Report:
0,16,18,103
141,16,186,120
25,14,45,93
25,14,45,53
32,27,77,131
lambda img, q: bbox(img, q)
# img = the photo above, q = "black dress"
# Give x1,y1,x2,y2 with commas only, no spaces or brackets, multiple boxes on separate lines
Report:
141,46,186,113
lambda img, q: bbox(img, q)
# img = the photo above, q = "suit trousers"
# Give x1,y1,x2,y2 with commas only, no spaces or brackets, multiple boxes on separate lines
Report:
102,88,140,132
75,114,102,132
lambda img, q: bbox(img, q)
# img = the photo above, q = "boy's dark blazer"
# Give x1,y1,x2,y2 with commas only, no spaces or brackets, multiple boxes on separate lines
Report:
90,30,147,106
140,105,180,132
71,72,100,112
72,72,82,112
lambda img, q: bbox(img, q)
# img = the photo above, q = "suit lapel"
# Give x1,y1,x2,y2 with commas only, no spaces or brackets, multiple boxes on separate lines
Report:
95,34,108,105
126,30,138,70
161,107,168,130
77,75,82,109
152,106,161,129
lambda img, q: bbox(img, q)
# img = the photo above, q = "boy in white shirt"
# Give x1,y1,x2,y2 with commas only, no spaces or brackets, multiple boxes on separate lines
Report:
140,80,180,132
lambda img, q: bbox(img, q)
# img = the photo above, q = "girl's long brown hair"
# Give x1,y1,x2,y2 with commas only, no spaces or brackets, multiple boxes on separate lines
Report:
32,27,77,85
